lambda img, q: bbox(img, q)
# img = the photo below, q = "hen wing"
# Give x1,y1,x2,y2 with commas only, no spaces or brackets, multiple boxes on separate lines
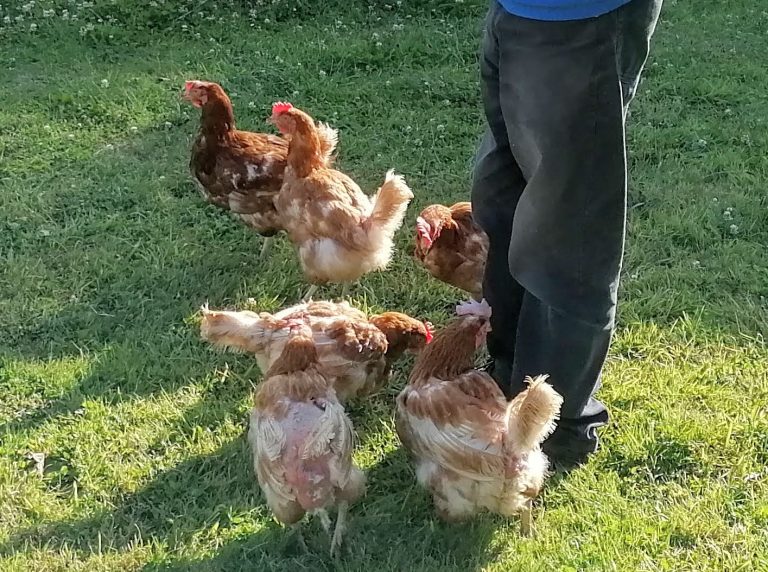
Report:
191,131,287,231
226,132,288,196
280,169,372,250
321,318,389,363
440,210,488,294
249,409,295,504
300,398,357,486
397,371,507,481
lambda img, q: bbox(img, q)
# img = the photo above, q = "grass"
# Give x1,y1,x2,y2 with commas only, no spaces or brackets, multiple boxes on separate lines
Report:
1,0,767,570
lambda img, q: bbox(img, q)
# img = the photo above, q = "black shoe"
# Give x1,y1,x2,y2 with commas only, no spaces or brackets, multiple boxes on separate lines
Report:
547,456,584,475
542,437,595,475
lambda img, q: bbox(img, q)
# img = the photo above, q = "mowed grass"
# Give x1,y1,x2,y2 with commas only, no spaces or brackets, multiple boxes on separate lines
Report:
1,0,767,570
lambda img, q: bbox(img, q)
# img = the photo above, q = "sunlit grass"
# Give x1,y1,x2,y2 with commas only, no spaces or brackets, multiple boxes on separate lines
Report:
1,0,767,570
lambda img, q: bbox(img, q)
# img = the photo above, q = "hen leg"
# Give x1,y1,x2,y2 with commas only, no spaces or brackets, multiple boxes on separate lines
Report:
315,509,333,536
520,500,534,537
259,237,274,261
340,282,350,299
290,522,309,553
302,284,318,302
330,501,349,559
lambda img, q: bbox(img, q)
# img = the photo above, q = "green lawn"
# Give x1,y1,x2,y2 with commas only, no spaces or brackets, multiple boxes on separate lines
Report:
2,0,767,570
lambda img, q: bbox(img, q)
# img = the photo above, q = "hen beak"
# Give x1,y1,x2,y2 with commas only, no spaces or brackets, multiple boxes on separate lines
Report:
182,82,204,108
182,91,199,107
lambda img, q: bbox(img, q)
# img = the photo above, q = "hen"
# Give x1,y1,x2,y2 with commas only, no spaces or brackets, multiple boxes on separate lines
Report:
200,300,432,402
269,102,414,300
183,80,291,259
248,325,365,556
414,202,488,300
396,300,562,535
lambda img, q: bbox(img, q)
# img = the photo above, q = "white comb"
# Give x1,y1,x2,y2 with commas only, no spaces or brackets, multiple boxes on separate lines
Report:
455,298,492,319
415,216,432,241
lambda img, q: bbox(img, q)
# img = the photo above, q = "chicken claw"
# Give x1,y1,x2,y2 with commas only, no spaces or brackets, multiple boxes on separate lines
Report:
315,509,333,535
520,500,534,538
290,523,309,553
330,501,349,559
302,284,319,302
259,236,274,261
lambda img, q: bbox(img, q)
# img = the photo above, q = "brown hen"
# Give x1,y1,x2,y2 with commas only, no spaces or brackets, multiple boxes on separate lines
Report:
268,102,414,299
414,202,488,300
396,300,562,535
184,80,292,259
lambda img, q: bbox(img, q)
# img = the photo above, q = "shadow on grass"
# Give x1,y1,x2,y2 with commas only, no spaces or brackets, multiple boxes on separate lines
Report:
0,121,306,437
143,446,505,572
1,435,506,572
0,436,253,555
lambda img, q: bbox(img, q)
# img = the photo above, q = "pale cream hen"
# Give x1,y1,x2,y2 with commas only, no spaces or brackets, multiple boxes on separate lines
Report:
396,300,563,535
249,328,365,556
200,300,431,402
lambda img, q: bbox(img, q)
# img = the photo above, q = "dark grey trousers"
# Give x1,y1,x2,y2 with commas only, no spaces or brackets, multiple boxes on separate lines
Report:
472,0,662,465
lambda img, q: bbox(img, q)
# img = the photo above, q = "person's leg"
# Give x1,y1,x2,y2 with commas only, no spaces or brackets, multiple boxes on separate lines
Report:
473,0,663,465
511,294,612,464
471,2,527,394
616,0,663,110
488,8,627,465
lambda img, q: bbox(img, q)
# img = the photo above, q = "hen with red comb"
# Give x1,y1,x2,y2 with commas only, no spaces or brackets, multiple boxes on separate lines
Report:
200,299,430,403
270,102,414,300
183,79,289,259
413,202,488,301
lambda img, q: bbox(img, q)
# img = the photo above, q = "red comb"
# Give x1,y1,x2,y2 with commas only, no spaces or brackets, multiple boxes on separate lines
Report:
184,81,197,93
272,101,293,115
423,321,434,344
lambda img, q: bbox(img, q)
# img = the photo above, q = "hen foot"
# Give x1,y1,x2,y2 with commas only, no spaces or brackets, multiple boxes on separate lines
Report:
330,501,348,559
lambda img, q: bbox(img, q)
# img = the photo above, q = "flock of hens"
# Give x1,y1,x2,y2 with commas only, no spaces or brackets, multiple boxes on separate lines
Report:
183,80,564,556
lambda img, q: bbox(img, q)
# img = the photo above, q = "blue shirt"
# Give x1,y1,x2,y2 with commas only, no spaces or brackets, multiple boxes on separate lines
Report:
498,0,632,21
